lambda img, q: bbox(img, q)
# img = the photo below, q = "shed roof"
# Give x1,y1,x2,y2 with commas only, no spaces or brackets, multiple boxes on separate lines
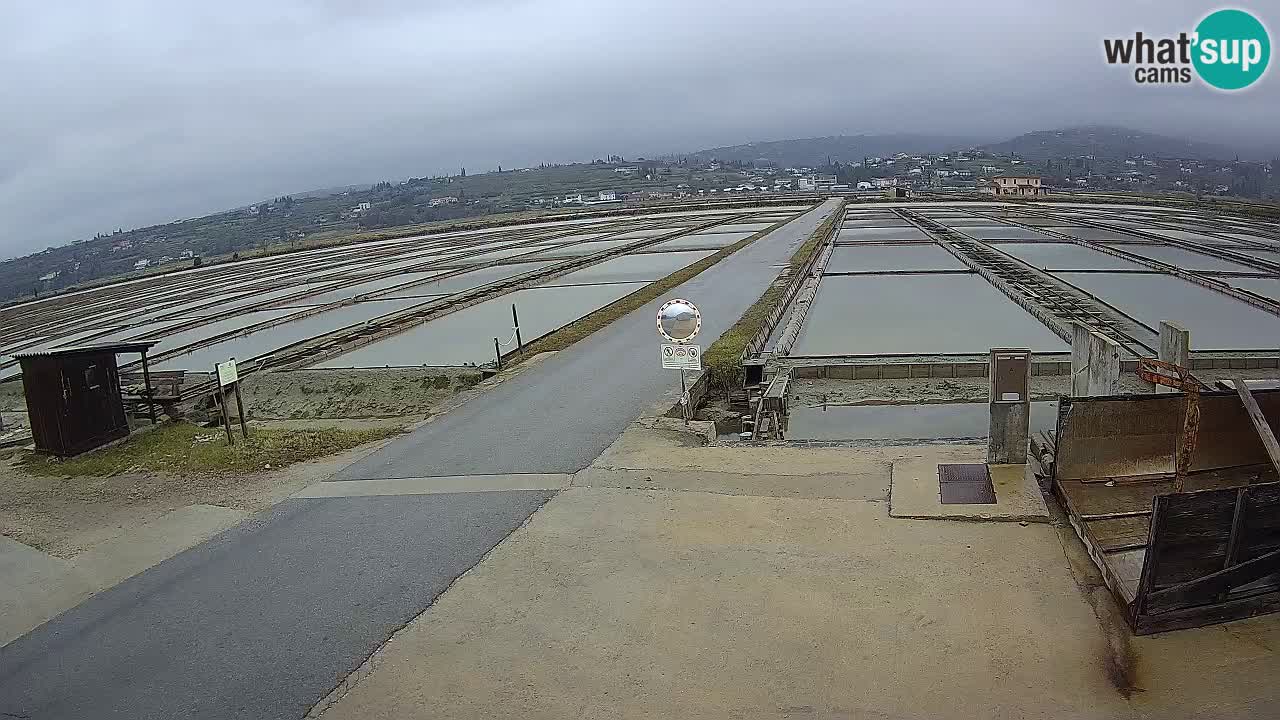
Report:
14,341,159,360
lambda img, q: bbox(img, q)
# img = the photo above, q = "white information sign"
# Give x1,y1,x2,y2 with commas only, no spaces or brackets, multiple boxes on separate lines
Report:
215,359,239,388
661,343,702,371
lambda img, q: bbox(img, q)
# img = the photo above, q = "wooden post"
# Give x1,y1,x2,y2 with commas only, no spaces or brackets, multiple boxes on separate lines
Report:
221,388,234,445
214,363,233,446
512,303,523,354
1157,321,1190,394
494,337,502,369
233,381,248,439
1234,377,1280,475
140,349,157,424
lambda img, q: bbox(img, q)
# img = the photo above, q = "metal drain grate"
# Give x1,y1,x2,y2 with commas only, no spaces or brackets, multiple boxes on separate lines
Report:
938,463,996,504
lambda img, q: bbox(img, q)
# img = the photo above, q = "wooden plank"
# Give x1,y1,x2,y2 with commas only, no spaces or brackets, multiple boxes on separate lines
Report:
1058,481,1142,607
1223,488,1249,570
1234,377,1280,475
1104,548,1146,604
1087,515,1151,552
1081,510,1151,521
1149,490,1239,588
1145,547,1280,615
1132,494,1168,623
1057,478,1168,517
1136,590,1280,635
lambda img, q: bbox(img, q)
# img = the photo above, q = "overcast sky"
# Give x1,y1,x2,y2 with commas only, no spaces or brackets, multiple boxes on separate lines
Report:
2,1,1276,258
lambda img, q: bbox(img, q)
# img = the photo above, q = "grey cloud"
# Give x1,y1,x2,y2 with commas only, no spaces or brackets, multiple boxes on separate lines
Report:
2,0,1277,257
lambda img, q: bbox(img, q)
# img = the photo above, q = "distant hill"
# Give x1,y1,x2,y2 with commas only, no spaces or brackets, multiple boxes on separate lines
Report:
981,126,1238,162
670,133,989,168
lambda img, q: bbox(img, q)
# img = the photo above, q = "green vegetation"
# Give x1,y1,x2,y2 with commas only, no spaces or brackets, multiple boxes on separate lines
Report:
700,205,842,395
18,421,403,477
420,374,453,390
511,217,796,360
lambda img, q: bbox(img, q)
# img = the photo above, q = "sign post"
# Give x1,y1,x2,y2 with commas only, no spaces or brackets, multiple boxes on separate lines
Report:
214,358,248,444
657,299,702,424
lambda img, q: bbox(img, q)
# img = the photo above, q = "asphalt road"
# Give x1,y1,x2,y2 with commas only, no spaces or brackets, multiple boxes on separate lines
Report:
0,199,839,720
338,198,840,479
0,492,555,720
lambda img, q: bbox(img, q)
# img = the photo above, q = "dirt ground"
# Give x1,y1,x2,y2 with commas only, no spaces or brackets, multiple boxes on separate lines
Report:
0,431,394,559
0,357,562,560
238,367,484,420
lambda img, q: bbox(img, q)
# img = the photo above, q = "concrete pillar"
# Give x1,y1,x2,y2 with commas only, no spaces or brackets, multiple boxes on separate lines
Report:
1071,323,1093,397
1156,321,1190,394
989,348,1031,464
1071,323,1121,397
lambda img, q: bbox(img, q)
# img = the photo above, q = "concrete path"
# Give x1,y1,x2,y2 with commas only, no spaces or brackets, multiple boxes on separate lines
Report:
337,198,840,479
0,200,838,720
314,441,1280,720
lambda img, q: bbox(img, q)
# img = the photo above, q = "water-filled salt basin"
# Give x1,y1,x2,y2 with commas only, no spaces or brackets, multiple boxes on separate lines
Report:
1118,245,1266,273
376,261,557,299
842,219,911,228
1228,277,1280,302
153,251,720,370
1233,249,1280,264
153,298,426,371
1046,227,1147,242
824,244,966,273
1055,272,1280,350
0,205,800,379
786,401,1059,441
650,233,748,250
548,250,714,285
990,243,1148,271
313,281,647,367
837,227,930,242
960,226,1057,241
276,270,452,306
791,274,1067,356
1224,233,1280,248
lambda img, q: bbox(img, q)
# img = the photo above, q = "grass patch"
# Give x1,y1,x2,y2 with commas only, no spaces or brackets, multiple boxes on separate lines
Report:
17,421,403,477
510,214,802,359
700,203,843,395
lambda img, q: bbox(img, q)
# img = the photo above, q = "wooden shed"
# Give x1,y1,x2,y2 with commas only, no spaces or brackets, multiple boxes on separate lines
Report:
14,342,159,457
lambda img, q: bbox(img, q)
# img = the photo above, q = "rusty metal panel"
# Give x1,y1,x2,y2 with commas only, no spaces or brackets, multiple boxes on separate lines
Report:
1056,396,1180,480
1190,392,1280,472
1055,390,1280,481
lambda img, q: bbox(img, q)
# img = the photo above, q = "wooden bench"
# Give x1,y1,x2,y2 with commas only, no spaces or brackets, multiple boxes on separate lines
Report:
120,370,186,403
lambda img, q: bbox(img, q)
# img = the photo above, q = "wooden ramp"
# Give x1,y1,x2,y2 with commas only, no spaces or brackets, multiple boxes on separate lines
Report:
1053,389,1280,634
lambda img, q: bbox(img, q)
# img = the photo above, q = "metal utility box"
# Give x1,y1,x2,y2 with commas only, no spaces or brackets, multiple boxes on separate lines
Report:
15,342,158,457
988,348,1031,464
990,348,1030,403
